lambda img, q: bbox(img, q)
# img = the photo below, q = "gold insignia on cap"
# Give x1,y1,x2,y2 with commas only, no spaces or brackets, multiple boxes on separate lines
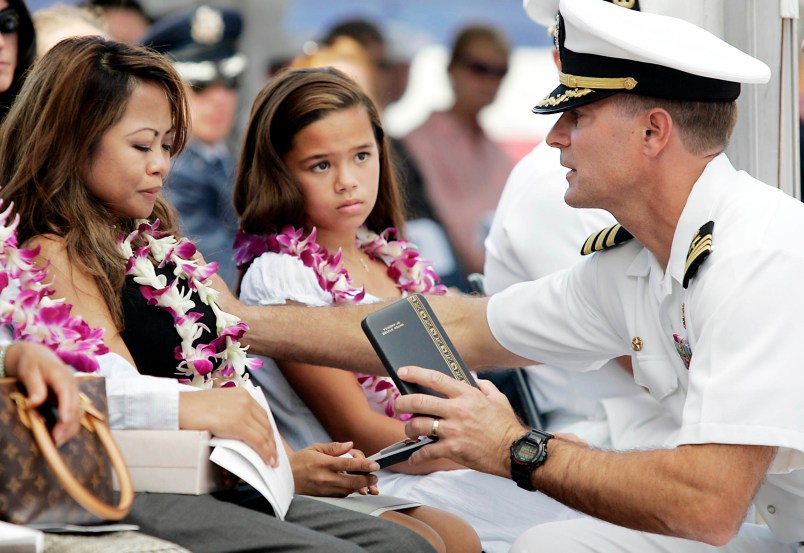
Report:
191,6,225,45
631,337,643,351
536,88,594,108
683,221,714,289
613,0,637,8
581,224,634,255
559,72,638,91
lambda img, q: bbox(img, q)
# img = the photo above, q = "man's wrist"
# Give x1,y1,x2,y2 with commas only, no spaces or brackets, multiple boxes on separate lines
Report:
501,425,529,476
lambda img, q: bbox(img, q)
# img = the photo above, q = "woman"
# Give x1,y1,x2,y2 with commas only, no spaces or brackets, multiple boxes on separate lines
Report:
0,0,35,120
402,24,514,286
0,35,438,553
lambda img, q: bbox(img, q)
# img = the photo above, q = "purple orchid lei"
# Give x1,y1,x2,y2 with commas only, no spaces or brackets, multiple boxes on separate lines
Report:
119,220,261,389
234,224,447,420
234,225,448,303
0,201,108,372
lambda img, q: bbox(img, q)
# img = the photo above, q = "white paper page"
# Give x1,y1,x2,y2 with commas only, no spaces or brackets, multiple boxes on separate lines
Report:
209,386,294,520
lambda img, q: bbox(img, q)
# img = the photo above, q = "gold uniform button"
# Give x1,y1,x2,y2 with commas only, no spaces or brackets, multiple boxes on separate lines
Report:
631,337,643,351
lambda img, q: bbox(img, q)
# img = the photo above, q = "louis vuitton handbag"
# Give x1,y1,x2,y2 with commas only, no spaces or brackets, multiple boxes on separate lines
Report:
0,375,134,525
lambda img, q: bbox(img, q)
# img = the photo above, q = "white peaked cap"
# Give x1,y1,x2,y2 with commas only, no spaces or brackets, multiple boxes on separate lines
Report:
529,0,771,114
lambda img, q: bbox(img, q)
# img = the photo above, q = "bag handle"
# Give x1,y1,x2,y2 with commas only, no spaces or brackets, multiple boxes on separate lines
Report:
11,391,135,521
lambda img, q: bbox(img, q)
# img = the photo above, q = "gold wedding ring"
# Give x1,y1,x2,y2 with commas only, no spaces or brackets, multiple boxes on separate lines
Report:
431,418,440,437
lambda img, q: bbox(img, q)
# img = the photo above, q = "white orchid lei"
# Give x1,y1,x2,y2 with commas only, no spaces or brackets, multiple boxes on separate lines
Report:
119,219,260,389
0,201,108,372
234,224,446,419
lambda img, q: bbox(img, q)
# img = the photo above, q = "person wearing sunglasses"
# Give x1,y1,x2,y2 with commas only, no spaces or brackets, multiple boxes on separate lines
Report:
140,5,245,289
0,0,34,122
401,24,514,289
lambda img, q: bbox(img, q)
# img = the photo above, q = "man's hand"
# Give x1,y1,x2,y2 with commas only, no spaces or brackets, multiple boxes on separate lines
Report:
6,342,81,447
291,441,380,497
179,387,278,466
394,365,527,478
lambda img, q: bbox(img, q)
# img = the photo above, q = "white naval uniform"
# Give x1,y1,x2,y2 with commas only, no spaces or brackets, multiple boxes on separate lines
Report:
484,142,676,450
488,154,804,552
239,252,583,553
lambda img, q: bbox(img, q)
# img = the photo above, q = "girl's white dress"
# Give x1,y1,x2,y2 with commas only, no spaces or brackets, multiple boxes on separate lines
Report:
240,252,583,553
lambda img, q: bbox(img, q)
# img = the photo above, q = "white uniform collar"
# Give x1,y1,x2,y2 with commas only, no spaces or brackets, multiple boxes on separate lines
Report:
666,153,733,285
625,153,734,286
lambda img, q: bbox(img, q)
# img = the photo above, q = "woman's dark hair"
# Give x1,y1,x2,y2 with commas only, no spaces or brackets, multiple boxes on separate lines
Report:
0,35,190,328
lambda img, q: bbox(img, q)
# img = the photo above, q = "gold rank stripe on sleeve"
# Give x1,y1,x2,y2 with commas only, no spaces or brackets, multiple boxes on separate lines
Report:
683,220,714,289
580,223,634,255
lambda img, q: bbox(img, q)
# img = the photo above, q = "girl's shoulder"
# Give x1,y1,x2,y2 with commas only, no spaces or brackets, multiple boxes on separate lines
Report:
240,251,332,307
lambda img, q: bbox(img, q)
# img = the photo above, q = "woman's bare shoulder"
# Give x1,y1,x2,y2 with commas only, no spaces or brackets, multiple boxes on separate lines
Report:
27,234,67,257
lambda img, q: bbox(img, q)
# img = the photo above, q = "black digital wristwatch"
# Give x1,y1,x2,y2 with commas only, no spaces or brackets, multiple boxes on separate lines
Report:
510,429,554,491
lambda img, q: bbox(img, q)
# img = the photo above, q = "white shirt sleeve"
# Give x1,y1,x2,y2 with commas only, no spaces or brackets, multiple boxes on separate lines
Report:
239,252,331,307
97,352,186,430
487,247,633,371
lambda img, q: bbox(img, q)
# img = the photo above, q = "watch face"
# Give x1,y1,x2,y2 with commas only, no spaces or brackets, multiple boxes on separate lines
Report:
513,441,542,462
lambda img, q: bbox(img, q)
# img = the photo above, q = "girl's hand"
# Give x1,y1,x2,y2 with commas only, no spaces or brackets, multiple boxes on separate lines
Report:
291,441,380,497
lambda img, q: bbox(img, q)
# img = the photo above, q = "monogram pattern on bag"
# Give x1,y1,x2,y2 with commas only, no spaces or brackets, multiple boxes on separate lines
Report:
0,378,114,525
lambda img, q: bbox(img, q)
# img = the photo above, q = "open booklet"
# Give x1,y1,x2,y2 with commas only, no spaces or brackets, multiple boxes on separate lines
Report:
208,386,294,520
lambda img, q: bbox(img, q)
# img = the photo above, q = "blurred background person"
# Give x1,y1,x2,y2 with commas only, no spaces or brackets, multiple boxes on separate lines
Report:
290,33,379,100
32,2,107,58
80,0,150,44
320,17,405,111
141,4,246,289
0,0,34,122
402,24,513,289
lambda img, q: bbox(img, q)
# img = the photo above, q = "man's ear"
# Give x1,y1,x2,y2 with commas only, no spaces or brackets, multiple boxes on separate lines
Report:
643,108,673,156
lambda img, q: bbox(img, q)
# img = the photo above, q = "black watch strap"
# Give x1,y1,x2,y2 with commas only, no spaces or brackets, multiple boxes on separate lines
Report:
510,429,553,491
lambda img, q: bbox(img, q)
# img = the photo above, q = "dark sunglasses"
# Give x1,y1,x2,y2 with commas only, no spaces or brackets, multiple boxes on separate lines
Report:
0,8,19,35
457,57,508,78
191,76,240,93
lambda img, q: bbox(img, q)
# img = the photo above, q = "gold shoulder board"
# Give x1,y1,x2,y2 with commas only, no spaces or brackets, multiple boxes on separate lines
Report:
581,224,634,256
683,221,714,289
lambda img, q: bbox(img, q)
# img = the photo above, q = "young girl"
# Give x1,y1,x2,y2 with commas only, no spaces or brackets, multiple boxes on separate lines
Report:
233,67,459,469
233,67,581,553
234,67,482,553
0,36,455,553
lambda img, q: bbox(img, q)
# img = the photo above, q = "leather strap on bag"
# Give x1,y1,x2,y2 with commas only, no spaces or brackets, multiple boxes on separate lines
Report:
10,391,134,520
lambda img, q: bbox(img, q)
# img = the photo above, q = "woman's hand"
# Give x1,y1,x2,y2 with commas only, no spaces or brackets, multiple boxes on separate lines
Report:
291,442,380,497
5,342,81,447
179,387,278,466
